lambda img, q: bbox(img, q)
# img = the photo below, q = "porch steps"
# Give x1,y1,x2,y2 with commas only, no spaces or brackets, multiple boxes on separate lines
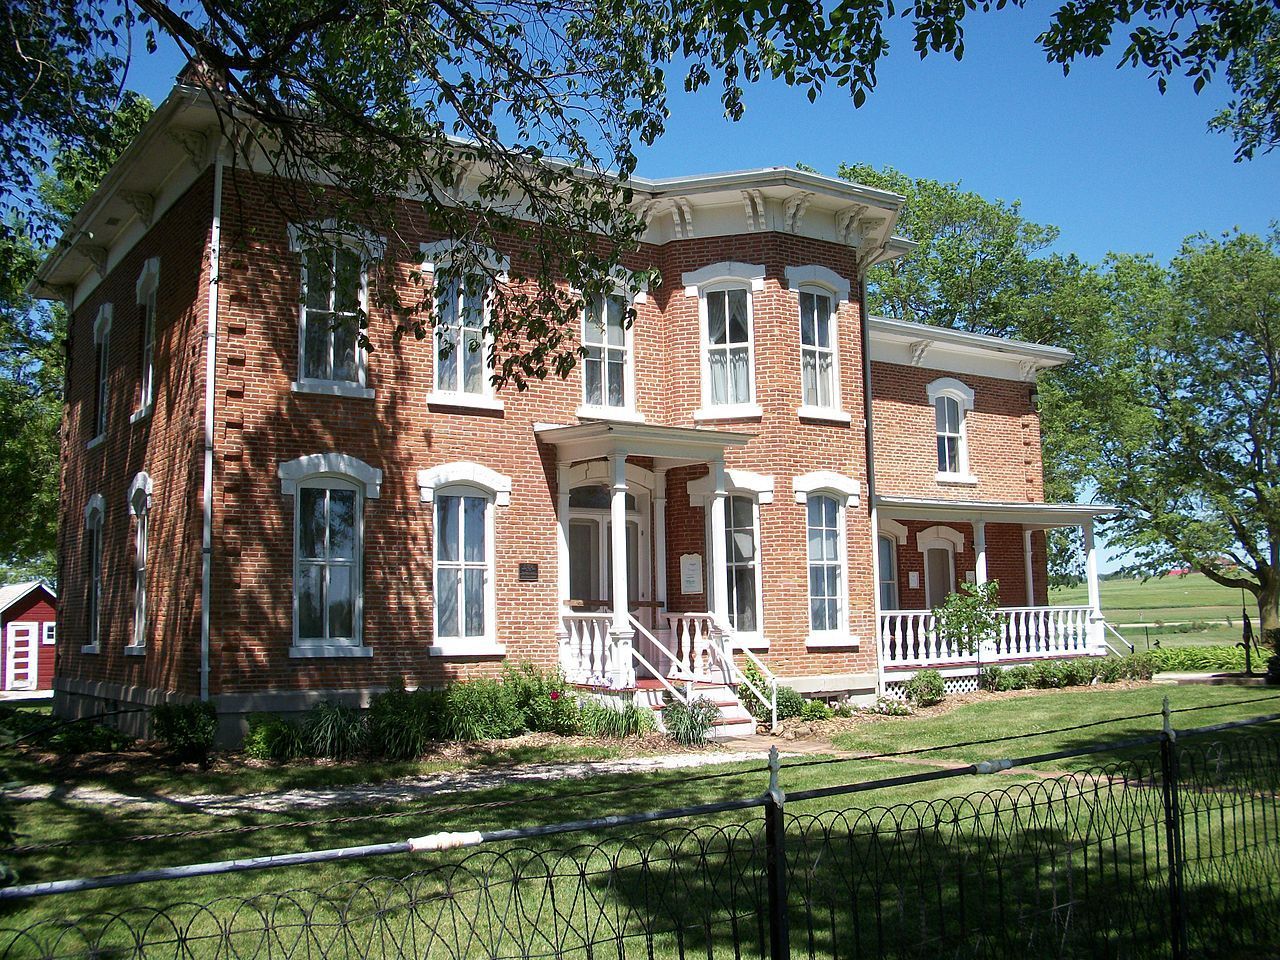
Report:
632,679,758,740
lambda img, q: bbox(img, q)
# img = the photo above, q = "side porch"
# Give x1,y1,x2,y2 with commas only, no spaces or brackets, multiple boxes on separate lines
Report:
874,496,1123,695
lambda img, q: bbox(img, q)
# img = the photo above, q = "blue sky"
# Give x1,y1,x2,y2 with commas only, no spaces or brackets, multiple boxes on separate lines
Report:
124,12,1275,571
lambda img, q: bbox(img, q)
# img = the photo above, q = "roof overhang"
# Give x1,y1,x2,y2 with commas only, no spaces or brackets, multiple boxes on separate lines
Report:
876,495,1117,529
0,580,56,617
534,419,753,467
869,316,1073,382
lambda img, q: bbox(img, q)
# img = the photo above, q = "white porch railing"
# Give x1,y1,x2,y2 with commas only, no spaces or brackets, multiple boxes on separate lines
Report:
559,612,630,687
878,605,1104,671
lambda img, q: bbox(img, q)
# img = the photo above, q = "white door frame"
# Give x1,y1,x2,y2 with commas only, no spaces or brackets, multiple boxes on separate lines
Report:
566,500,651,617
5,621,38,691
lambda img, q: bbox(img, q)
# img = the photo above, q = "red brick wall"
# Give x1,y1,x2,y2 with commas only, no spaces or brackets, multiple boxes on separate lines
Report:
870,361,1045,502
2,591,57,691
57,173,212,698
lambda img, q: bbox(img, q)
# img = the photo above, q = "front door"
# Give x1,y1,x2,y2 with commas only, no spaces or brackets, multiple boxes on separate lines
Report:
924,546,955,609
5,622,38,691
568,516,645,615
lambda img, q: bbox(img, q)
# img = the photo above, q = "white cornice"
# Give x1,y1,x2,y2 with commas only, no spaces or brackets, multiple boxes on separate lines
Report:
869,315,1072,382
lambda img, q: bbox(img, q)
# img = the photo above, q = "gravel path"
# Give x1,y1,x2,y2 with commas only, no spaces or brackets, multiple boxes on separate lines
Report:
5,749,784,815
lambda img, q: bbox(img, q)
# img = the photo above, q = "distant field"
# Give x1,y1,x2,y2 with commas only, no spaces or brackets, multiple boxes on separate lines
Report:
1049,571,1258,650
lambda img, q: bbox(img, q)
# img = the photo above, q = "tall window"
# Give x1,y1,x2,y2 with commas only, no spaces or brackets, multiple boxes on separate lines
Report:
300,245,363,385
723,495,760,633
806,494,845,636
935,395,963,473
799,289,836,408
85,497,104,651
435,277,488,396
136,259,159,417
128,476,151,649
434,489,491,642
878,535,899,610
92,305,112,440
705,287,753,405
582,294,629,409
295,479,361,645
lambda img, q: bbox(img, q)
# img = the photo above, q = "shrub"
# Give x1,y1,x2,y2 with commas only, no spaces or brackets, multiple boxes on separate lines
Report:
366,683,440,760
243,713,307,762
800,699,833,721
662,696,720,745
1122,652,1156,681
1097,657,1125,683
1146,645,1248,673
152,701,218,765
775,685,806,721
860,696,913,717
442,678,521,741
978,666,1005,692
832,700,857,718
503,662,581,735
304,702,366,759
580,699,656,738
1003,665,1036,690
735,660,770,722
903,669,945,706
1031,661,1066,689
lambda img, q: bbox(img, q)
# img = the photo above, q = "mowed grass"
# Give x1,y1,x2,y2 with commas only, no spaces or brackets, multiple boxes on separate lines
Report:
1050,570,1248,624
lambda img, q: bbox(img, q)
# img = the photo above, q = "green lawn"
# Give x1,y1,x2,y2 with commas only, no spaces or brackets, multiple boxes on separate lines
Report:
1050,570,1251,624
2,684,1277,958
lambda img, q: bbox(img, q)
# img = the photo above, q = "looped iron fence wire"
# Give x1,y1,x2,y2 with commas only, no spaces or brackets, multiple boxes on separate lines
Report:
1,715,1277,959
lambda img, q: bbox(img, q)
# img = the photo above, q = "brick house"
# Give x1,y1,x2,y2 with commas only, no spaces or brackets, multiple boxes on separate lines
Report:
35,83,1114,738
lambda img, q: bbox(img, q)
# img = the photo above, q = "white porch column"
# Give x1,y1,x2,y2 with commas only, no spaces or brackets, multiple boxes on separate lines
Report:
1083,518,1104,648
654,467,668,610
608,453,634,686
973,520,988,586
708,458,730,625
1023,528,1036,607
556,463,571,618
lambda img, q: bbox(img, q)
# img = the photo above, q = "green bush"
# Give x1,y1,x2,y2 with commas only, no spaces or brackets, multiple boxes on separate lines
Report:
580,699,656,738
1003,665,1037,689
151,701,218,765
503,662,581,735
304,701,366,759
903,669,945,706
978,666,1005,692
1031,661,1066,689
1122,652,1157,681
442,678,522,741
662,696,720,745
775,685,805,721
1097,657,1126,684
800,699,833,721
1146,645,1248,673
243,713,307,762
366,683,440,760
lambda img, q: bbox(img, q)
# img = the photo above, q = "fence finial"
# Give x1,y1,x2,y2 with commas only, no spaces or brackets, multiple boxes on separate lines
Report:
767,745,782,798
1162,695,1175,741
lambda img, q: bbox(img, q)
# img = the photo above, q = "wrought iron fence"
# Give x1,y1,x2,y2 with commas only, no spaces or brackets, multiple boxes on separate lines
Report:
1,704,1278,959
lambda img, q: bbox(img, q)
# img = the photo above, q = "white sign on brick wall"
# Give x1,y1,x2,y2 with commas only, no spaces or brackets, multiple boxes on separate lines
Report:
679,554,703,594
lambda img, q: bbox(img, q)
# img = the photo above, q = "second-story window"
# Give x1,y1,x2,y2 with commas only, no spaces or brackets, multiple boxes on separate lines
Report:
927,378,976,482
135,258,159,419
582,293,629,409
301,245,363,386
91,304,112,442
705,287,753,406
436,277,488,397
799,289,836,409
935,395,963,473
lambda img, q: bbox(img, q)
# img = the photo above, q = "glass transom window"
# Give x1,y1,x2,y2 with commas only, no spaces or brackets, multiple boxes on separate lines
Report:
302,246,362,384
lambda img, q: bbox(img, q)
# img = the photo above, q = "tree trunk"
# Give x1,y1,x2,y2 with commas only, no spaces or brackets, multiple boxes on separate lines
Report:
1258,581,1280,662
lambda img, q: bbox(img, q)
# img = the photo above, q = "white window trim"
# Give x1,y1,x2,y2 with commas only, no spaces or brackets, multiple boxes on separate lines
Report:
428,482,505,657
83,493,105,653
783,264,852,303
417,462,512,506
920,540,959,609
684,263,765,419
132,258,160,423
41,622,56,645
290,233,378,399
706,492,767,649
793,282,847,420
792,471,860,507
926,377,977,484
800,490,856,648
421,240,509,412
916,524,966,552
279,453,380,656
687,469,774,506
880,517,909,545
89,304,112,447
578,290,640,421
126,472,152,653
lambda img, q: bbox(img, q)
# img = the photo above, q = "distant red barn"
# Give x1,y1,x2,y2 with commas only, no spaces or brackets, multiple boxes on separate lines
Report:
0,582,57,693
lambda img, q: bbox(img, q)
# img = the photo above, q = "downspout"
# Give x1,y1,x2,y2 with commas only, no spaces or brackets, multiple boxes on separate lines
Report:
859,269,884,699
199,144,224,702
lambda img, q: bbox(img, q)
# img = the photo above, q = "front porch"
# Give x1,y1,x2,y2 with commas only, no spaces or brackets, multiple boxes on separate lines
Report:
875,496,1122,694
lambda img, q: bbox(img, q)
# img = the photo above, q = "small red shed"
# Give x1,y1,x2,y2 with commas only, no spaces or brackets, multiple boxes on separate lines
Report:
0,582,57,693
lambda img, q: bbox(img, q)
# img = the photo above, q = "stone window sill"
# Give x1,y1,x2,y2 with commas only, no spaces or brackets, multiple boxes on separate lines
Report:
428,641,507,658
692,402,763,422
426,391,505,413
805,634,860,649
86,434,105,451
935,472,979,486
292,380,375,400
81,643,100,654
289,644,374,658
576,404,645,423
797,405,852,424
130,404,153,425
123,645,146,656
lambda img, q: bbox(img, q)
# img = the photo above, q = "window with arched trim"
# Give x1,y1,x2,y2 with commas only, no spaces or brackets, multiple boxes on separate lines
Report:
435,275,489,398
91,305,112,443
582,293,630,410
295,476,362,646
926,378,976,482
703,283,754,406
806,493,846,637
433,485,495,645
134,258,159,419
798,286,837,409
128,473,152,651
83,494,105,652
